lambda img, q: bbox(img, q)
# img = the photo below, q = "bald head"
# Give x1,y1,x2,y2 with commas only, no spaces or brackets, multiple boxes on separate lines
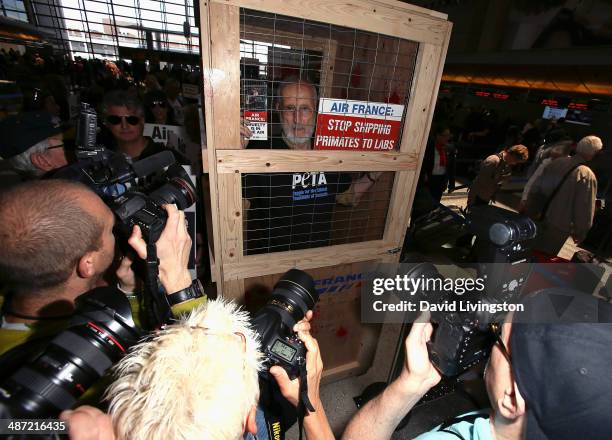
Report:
0,180,105,294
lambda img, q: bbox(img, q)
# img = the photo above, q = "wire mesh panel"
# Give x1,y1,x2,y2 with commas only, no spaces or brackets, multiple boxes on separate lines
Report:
239,9,418,255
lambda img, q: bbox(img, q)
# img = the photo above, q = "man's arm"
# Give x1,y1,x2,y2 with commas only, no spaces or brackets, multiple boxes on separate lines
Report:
342,318,441,440
572,170,598,243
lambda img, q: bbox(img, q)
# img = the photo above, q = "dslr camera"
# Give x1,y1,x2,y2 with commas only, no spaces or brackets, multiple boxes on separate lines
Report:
408,208,537,377
251,269,319,379
0,288,141,418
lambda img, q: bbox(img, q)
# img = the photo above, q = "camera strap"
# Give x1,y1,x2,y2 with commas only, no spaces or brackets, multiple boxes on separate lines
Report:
297,366,315,440
145,242,172,325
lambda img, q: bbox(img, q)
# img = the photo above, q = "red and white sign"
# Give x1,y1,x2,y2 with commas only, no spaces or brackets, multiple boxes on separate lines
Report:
314,99,404,151
244,111,268,141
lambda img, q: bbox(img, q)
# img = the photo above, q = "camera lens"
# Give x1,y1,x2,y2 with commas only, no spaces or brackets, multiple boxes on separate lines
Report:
0,288,141,417
149,164,196,210
270,269,318,324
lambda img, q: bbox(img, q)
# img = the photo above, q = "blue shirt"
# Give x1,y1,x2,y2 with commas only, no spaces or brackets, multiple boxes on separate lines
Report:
413,410,493,440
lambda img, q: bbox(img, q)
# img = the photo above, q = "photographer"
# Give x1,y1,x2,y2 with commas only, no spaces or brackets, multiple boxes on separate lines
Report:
0,179,204,362
343,293,612,439
0,111,68,186
60,301,334,440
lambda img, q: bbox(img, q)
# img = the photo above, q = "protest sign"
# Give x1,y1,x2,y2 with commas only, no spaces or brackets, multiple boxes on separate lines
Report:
314,98,404,151
242,79,268,141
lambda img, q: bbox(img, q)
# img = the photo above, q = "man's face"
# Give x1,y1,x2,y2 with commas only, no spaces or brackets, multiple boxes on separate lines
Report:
44,133,68,169
278,83,316,147
105,105,144,144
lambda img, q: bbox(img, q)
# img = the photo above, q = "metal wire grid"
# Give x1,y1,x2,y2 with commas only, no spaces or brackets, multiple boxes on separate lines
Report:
28,0,198,60
243,171,395,255
238,8,418,256
240,9,418,254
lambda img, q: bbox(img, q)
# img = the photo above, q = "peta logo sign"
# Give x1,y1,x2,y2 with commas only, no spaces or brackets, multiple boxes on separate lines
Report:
292,172,328,190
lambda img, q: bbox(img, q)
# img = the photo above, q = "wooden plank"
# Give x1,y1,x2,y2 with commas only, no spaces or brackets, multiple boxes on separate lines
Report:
216,150,418,173
199,2,224,297
401,30,452,232
217,172,244,264
222,279,246,302
213,0,448,46
383,25,451,249
224,240,393,279
208,2,242,151
369,0,448,19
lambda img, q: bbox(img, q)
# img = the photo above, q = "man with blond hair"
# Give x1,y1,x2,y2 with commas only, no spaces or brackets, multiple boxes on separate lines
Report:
528,135,603,256
60,300,334,440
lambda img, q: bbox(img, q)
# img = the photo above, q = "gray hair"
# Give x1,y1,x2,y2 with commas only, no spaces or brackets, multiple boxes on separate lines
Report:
102,90,145,118
8,138,50,175
276,75,318,107
576,136,603,159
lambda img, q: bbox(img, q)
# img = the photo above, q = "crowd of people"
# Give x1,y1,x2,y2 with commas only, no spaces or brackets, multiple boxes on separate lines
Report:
418,100,609,259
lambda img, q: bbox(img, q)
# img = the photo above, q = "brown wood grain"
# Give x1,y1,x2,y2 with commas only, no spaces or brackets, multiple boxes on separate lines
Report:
212,0,449,45
216,150,418,172
224,240,392,280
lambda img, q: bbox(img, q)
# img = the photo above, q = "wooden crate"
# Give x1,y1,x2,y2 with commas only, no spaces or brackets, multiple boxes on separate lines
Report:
199,0,451,381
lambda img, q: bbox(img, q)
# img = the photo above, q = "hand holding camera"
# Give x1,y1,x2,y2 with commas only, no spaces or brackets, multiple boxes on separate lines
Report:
398,313,441,397
127,204,192,294
269,310,323,408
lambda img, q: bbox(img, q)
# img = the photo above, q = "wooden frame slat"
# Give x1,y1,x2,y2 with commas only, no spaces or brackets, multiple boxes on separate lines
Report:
216,150,418,173
223,240,392,279
212,0,449,46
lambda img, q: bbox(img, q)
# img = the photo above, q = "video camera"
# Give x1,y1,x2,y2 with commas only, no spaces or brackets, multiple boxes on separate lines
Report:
75,103,196,243
69,103,198,324
0,287,141,418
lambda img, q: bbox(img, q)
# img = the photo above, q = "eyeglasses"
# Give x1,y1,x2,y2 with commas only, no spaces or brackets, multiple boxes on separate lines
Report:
150,100,167,108
105,115,141,126
491,323,511,363
280,106,314,118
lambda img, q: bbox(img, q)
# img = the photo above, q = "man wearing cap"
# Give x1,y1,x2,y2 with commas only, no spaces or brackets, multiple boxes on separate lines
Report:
343,291,612,439
0,111,67,185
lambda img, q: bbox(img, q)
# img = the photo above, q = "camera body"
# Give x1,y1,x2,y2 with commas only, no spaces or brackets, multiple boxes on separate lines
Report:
412,207,537,377
0,287,141,418
251,269,318,379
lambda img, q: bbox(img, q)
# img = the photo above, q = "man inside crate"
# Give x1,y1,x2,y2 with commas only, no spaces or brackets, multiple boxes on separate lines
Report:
242,76,379,254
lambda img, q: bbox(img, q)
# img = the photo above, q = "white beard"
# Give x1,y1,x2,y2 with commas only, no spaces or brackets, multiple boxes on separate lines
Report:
282,122,315,147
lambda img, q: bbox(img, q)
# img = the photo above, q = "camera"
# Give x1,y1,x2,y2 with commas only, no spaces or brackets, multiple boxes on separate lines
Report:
0,287,141,418
251,269,319,379
73,103,196,243
404,210,537,377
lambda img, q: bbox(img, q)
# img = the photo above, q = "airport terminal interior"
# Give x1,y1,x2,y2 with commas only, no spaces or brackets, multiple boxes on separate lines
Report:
0,0,611,438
